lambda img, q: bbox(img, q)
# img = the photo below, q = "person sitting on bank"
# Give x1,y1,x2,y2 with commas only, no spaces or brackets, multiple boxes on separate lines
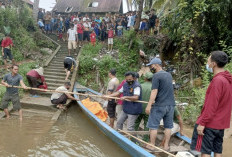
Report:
51,82,78,109
64,56,77,80
0,65,27,120
134,72,153,142
1,34,15,70
107,71,142,131
26,67,46,98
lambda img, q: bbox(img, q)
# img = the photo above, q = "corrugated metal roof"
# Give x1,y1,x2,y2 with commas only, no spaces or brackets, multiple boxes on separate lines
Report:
22,0,33,5
53,0,122,13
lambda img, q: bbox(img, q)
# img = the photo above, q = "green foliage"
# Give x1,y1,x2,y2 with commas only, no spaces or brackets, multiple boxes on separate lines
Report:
0,86,6,105
0,4,48,63
34,32,56,50
3,26,11,35
78,31,142,91
78,43,102,75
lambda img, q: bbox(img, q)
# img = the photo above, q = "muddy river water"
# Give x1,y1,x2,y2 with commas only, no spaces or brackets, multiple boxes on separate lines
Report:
0,104,231,157
0,105,129,157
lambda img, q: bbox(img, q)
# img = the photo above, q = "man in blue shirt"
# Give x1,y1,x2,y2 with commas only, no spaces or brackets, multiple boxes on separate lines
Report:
145,58,175,151
107,72,142,131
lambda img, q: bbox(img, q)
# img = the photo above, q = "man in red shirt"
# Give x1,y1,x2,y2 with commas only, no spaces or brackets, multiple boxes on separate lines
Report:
1,34,15,70
191,51,232,157
108,27,114,52
77,20,84,48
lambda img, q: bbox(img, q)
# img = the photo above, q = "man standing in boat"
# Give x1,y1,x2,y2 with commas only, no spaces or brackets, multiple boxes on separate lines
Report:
106,69,119,128
134,72,153,142
190,51,232,157
107,71,142,131
0,65,27,120
145,57,175,151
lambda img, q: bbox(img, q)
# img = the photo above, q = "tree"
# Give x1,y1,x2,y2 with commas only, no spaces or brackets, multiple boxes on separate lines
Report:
134,0,144,30
33,0,40,21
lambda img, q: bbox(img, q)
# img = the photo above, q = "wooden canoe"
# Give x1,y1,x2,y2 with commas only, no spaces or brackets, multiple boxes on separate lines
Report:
73,83,199,157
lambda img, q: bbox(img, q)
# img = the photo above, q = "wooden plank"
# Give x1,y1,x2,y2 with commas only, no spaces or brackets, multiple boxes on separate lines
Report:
44,45,61,67
51,110,62,121
69,48,82,93
146,146,188,154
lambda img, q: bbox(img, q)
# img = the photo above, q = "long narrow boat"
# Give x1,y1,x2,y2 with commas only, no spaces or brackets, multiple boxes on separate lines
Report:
73,83,197,157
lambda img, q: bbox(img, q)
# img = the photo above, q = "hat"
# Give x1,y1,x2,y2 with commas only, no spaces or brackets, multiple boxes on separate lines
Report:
144,72,153,79
34,67,44,76
146,57,162,66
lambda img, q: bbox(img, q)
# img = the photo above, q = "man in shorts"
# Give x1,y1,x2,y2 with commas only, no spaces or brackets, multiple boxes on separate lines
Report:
64,56,77,80
77,20,84,47
51,82,79,109
67,23,78,56
108,27,114,52
190,51,232,157
145,57,176,151
107,72,142,131
1,34,15,70
0,65,27,120
106,69,119,128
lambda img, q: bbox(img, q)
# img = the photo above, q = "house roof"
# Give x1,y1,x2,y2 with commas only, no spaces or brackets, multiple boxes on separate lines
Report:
53,0,122,13
22,0,33,6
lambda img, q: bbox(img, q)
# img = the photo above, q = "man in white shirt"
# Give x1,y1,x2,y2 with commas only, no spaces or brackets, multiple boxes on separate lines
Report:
67,23,78,56
51,82,78,109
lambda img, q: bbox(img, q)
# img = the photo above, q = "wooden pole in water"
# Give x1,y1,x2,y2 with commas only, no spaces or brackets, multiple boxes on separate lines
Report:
118,129,176,157
0,84,149,104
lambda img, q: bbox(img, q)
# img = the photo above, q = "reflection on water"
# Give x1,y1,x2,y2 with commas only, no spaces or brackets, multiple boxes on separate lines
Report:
0,105,129,157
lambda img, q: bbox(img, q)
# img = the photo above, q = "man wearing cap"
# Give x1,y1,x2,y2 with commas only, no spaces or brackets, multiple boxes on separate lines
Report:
134,72,153,142
145,57,176,151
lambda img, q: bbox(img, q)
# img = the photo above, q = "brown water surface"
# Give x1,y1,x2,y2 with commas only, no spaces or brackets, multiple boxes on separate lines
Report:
0,105,129,157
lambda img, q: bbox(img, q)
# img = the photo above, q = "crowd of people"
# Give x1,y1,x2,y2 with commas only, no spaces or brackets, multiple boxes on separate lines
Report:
37,9,160,52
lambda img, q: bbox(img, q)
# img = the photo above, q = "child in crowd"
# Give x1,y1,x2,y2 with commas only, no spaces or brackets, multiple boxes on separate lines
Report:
117,22,123,37
108,27,114,52
38,19,44,32
90,30,96,47
57,19,63,41
154,18,160,35
94,22,100,39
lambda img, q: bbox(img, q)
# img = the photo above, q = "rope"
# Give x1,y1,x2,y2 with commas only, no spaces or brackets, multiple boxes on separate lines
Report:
0,84,149,104
118,129,175,157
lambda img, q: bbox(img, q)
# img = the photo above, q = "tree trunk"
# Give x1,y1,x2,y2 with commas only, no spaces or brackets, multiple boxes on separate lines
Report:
126,0,130,12
33,0,40,21
149,0,153,9
134,0,144,31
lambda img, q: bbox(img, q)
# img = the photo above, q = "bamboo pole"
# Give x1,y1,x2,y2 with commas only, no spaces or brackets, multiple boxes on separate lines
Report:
118,129,176,157
0,84,149,104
